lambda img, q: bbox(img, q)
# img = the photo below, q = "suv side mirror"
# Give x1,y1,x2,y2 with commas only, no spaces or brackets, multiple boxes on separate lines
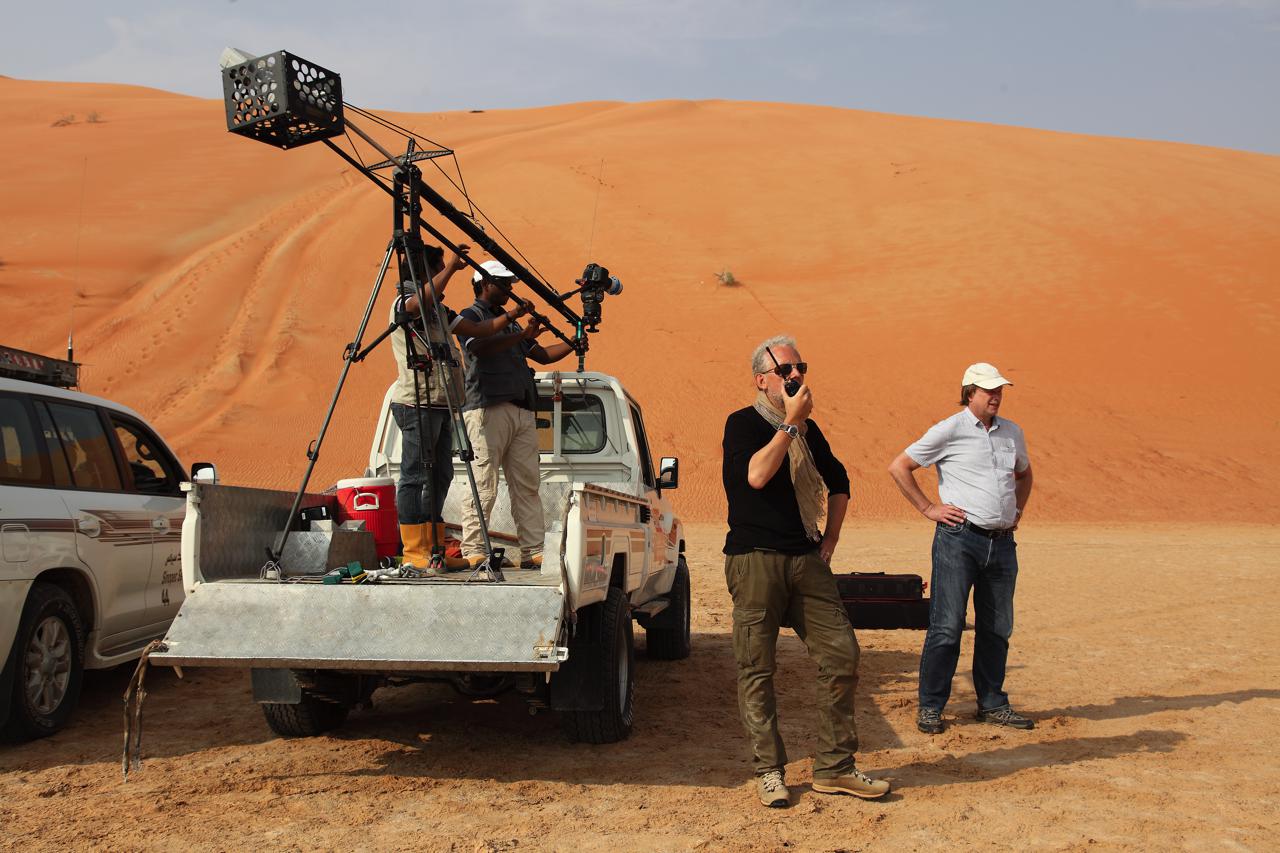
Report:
658,457,679,490
191,462,219,484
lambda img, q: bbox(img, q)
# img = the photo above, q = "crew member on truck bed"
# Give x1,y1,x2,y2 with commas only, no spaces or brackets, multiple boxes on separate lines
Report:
455,260,576,570
390,243,529,573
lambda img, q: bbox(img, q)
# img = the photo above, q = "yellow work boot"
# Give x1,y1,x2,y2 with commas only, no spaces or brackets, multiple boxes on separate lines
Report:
520,553,543,571
429,522,472,571
399,523,430,568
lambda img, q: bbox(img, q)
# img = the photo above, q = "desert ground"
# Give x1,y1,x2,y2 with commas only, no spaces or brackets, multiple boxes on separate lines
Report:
2,522,1278,851
3,77,1280,850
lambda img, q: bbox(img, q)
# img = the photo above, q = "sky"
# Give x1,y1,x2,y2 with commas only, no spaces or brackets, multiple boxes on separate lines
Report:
3,0,1278,155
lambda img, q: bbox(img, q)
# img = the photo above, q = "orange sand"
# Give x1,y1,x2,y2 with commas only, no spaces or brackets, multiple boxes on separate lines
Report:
2,78,1278,523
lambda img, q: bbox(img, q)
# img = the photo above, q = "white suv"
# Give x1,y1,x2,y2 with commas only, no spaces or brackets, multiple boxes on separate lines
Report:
1,366,188,740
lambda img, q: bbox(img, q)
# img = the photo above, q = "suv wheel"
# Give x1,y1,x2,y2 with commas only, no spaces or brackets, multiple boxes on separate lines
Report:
3,583,85,741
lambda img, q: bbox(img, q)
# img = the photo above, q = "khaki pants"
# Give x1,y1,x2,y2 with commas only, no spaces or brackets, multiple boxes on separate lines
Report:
460,402,544,560
725,549,861,778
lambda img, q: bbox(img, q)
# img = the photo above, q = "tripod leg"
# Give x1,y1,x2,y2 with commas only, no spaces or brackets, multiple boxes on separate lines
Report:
270,242,396,565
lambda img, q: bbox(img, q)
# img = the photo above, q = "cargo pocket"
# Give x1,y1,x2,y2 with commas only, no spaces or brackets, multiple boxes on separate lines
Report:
732,608,772,669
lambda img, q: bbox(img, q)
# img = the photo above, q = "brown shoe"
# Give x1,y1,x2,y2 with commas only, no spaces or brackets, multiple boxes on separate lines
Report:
520,553,543,570
756,770,789,808
812,768,890,799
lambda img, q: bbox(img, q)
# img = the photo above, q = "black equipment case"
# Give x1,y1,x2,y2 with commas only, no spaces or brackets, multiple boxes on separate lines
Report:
835,572,930,630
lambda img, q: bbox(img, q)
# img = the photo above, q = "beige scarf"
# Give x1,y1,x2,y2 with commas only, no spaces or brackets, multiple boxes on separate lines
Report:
753,392,825,541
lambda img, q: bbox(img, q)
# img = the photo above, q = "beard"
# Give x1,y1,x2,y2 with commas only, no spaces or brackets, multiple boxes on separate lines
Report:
764,387,786,411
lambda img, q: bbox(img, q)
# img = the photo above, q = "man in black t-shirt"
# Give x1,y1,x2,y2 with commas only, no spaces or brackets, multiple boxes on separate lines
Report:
721,335,889,807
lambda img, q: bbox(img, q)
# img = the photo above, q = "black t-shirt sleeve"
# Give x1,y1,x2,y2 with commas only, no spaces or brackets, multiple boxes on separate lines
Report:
722,409,767,486
804,419,851,497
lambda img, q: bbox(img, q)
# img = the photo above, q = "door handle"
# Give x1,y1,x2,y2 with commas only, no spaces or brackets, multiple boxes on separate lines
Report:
151,517,169,531
77,516,101,538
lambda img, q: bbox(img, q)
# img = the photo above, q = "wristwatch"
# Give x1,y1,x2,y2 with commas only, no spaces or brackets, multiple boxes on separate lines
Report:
777,423,800,439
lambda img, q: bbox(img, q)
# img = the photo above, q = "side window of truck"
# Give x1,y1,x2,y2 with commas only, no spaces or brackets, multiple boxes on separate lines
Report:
42,401,124,492
110,416,182,495
0,393,50,487
629,404,656,489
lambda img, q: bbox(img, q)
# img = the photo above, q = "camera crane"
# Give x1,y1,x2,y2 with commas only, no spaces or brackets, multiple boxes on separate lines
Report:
217,49,623,577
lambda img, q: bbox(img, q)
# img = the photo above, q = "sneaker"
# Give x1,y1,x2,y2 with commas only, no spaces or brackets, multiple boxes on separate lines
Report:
976,706,1035,730
812,767,890,800
756,770,789,808
917,708,945,734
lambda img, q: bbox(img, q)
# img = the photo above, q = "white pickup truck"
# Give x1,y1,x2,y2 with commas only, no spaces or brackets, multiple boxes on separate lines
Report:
151,370,689,743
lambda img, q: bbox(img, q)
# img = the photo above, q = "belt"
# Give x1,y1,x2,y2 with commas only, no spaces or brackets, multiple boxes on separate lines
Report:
963,520,1013,539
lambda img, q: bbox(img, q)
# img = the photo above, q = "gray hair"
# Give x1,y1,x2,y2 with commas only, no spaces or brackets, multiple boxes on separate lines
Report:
751,335,799,375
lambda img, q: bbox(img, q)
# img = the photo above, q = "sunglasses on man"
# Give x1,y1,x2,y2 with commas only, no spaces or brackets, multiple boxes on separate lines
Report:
770,362,807,379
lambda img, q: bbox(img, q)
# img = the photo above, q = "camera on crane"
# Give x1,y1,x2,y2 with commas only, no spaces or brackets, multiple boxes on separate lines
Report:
576,263,623,333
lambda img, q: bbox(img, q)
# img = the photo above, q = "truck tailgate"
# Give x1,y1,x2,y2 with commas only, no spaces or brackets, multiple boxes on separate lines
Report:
150,581,567,672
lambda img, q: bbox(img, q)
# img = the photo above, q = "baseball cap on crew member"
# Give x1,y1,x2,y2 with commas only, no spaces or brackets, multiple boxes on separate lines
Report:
473,259,516,284
962,362,1013,389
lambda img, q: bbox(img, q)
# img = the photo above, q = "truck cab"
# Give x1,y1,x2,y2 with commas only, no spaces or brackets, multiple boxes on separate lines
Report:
368,370,684,612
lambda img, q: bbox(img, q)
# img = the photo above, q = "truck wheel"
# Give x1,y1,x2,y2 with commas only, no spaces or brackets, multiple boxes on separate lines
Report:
646,556,691,661
261,692,349,737
562,586,634,744
3,583,86,741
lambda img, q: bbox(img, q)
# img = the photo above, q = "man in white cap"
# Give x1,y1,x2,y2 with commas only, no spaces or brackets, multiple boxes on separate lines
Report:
456,260,576,569
887,362,1035,734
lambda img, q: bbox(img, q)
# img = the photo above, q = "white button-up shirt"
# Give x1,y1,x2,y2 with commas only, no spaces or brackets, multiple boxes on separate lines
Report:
905,409,1030,529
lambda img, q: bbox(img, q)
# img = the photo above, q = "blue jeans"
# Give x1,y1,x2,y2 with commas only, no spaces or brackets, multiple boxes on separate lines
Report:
391,403,453,524
918,522,1019,713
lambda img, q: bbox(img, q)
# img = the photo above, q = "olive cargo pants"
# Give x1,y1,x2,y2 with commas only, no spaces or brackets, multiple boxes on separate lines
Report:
725,549,861,778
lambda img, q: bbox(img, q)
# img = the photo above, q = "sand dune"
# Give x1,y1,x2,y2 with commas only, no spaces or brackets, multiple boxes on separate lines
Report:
2,77,1278,521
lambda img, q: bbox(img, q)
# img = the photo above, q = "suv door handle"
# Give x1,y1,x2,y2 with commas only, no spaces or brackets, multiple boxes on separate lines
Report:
77,516,102,538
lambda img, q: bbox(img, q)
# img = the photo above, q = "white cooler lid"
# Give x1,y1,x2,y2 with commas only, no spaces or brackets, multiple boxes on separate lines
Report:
335,476,395,489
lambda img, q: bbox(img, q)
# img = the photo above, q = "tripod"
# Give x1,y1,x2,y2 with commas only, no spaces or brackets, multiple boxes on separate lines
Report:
268,146,506,582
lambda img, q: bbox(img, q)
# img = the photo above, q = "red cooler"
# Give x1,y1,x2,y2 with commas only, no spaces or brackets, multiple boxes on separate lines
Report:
335,477,399,559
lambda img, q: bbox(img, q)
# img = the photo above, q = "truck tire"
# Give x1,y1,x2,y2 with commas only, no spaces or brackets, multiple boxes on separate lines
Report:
2,583,86,742
561,586,634,744
646,557,691,660
261,692,349,738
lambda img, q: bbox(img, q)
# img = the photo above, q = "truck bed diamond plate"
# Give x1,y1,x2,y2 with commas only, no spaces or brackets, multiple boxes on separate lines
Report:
151,581,566,672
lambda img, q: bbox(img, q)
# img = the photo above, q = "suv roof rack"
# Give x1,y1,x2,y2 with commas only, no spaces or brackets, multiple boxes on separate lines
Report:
0,344,80,388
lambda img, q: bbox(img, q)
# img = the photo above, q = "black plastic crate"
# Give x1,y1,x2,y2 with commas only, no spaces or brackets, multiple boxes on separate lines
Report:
222,50,344,149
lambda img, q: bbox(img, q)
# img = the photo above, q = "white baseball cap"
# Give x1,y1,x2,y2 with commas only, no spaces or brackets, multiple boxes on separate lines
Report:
962,362,1013,389
473,259,516,284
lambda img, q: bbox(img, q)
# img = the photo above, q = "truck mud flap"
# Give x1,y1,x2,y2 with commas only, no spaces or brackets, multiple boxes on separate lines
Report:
150,582,568,672
549,597,605,712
